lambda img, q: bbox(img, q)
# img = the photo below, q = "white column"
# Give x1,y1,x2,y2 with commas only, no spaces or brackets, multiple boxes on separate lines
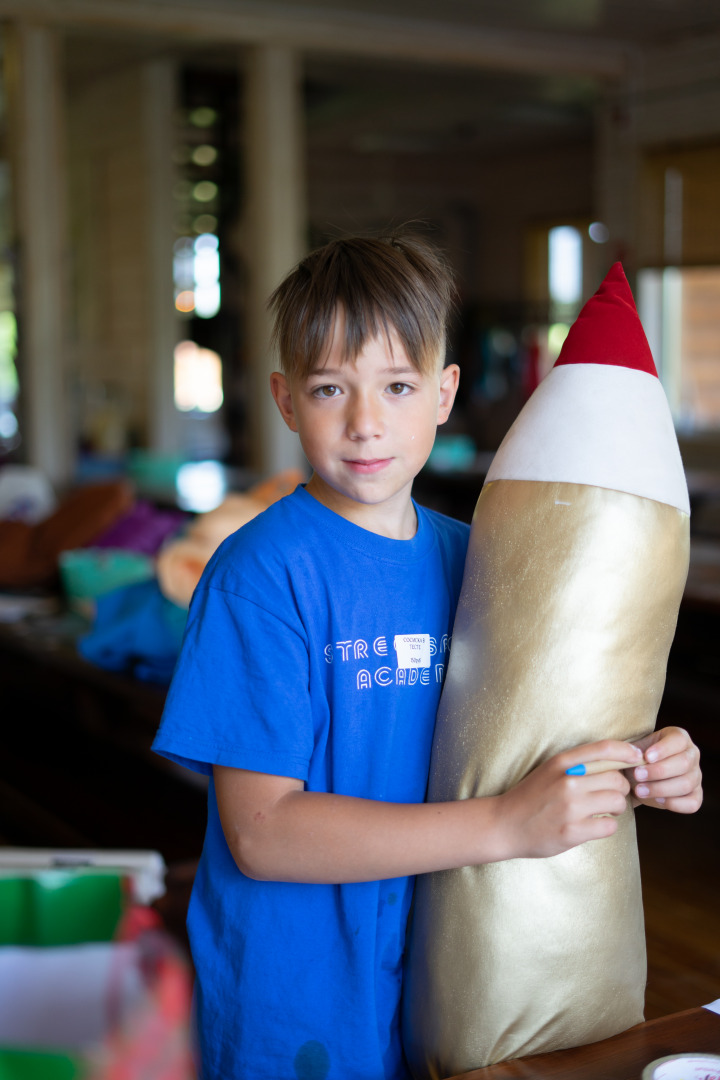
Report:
143,58,181,455
7,23,71,484
244,45,307,475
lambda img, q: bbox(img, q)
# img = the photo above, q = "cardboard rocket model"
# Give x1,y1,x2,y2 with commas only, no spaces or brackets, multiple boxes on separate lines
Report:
402,264,690,1079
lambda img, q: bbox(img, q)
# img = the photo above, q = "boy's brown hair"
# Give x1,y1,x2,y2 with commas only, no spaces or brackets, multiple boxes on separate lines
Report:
268,232,456,379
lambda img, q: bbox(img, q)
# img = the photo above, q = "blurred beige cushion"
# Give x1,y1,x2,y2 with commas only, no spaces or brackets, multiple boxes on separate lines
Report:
156,469,304,607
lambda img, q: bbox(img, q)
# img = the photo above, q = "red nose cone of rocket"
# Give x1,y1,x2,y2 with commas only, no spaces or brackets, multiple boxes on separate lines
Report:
554,263,658,378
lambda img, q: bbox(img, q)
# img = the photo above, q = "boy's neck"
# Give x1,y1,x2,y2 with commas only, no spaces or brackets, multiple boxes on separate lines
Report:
305,473,418,540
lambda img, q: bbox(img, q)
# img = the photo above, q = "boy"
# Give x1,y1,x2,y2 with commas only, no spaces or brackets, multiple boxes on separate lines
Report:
153,233,702,1080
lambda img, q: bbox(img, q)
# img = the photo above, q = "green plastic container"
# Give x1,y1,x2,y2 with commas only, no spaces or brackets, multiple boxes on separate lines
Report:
126,449,187,492
58,548,154,612
0,1049,86,1080
0,872,125,946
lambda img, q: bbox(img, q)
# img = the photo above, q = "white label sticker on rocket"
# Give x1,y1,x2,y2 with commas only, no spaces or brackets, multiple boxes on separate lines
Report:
394,634,431,669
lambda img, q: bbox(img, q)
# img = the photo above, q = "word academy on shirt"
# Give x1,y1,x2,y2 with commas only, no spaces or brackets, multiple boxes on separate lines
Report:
323,632,452,691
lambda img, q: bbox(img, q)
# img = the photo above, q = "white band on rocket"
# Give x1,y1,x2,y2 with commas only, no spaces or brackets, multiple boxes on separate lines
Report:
486,363,690,515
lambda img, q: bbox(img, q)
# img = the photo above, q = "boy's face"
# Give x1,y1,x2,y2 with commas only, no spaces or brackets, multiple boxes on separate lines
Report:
270,316,459,535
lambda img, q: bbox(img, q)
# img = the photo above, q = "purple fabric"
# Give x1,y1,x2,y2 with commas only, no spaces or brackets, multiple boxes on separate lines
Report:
91,499,188,556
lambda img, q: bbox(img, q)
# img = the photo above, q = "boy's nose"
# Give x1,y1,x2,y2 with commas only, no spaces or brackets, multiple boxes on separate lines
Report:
347,394,383,439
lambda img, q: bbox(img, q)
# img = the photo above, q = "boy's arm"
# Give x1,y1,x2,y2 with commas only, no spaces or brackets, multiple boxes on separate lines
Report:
626,725,703,812
215,739,642,885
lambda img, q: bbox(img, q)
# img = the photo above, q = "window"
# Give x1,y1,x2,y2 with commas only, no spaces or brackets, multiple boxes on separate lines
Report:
638,267,720,432
637,143,720,432
524,218,609,379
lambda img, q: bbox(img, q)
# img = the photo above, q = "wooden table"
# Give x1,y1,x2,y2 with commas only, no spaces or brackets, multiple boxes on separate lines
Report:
0,611,206,862
450,1007,720,1079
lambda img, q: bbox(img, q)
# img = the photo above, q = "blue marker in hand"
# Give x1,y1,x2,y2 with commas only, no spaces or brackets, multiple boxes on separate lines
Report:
566,759,636,776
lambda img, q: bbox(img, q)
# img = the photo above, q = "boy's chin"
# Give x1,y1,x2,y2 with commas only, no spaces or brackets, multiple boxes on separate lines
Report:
308,472,414,510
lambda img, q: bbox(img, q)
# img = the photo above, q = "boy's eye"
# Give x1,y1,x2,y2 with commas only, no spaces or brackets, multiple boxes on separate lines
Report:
387,382,411,396
313,384,340,398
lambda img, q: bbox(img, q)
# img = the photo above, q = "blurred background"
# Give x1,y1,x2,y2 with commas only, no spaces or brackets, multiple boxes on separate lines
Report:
1,0,720,492
1,0,719,1040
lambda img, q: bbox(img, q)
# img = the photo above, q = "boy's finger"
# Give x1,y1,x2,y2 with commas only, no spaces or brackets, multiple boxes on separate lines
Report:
661,789,704,815
566,769,631,799
633,748,696,783
568,815,621,846
634,791,695,812
584,789,631,818
634,769,701,801
562,741,643,772
640,726,691,762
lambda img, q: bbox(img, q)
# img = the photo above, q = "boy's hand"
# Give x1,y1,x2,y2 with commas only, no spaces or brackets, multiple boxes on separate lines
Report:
627,726,703,813
493,740,642,861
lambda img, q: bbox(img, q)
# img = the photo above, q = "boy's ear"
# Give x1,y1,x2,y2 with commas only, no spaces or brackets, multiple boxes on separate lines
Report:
270,372,299,433
437,363,460,426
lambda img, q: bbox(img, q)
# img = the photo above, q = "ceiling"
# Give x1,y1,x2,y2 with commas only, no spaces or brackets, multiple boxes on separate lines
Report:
298,0,720,154
303,62,596,155
285,0,720,45
58,0,720,157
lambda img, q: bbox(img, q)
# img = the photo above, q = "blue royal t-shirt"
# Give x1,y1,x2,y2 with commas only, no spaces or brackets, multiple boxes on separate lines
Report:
153,485,469,1080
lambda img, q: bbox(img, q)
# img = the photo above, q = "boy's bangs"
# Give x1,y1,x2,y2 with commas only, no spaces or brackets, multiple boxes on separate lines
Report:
295,300,430,379
269,234,455,379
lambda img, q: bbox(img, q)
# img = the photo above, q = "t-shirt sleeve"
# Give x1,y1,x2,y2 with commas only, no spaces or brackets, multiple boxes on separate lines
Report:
152,583,314,781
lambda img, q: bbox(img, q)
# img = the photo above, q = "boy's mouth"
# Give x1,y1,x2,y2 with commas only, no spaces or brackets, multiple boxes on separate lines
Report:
344,458,392,474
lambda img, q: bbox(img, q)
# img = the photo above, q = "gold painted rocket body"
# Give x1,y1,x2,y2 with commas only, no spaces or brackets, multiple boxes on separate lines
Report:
402,479,690,1079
